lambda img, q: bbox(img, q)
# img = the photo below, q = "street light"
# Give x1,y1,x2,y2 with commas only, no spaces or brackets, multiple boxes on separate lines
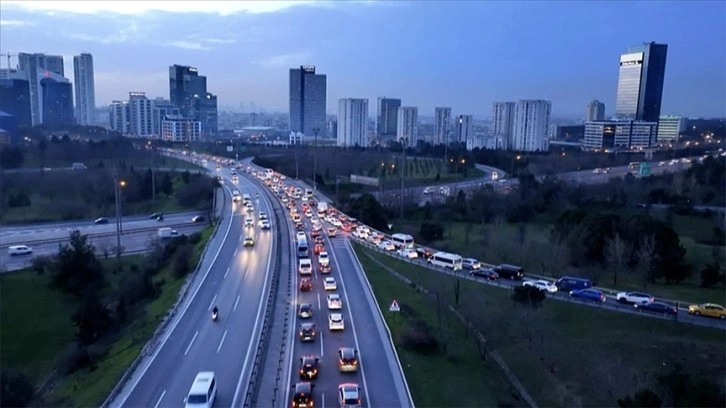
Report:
114,178,126,258
312,128,320,192
399,137,407,220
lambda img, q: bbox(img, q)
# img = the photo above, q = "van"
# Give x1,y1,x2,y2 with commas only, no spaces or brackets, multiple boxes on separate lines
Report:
8,245,33,256
297,241,309,258
494,264,524,280
555,276,592,291
185,371,217,408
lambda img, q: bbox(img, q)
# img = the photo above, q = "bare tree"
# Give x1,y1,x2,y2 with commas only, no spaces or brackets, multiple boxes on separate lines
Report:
605,233,629,286
540,235,571,278
635,234,656,288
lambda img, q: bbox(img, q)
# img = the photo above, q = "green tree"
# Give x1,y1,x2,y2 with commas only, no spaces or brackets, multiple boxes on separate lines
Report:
50,230,105,298
0,146,24,169
160,173,174,196
0,370,35,407
71,297,113,345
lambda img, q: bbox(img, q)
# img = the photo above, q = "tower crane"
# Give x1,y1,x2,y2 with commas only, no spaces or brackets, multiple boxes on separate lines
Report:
0,53,14,70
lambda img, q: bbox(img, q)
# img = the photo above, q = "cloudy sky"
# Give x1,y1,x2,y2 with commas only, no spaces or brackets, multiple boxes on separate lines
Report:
1,0,724,118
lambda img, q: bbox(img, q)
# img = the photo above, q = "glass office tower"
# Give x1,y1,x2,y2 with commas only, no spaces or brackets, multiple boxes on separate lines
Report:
615,42,668,122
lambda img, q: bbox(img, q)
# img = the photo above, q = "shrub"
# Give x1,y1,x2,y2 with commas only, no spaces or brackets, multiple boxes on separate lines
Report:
171,244,194,279
511,285,546,308
0,370,35,407
188,232,202,245
419,222,444,242
398,318,439,355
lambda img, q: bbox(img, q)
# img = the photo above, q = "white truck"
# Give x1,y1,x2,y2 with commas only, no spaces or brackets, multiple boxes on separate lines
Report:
317,202,328,216
158,227,180,239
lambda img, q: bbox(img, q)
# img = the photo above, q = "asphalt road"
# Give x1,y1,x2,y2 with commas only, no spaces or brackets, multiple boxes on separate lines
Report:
111,170,276,408
1,225,205,272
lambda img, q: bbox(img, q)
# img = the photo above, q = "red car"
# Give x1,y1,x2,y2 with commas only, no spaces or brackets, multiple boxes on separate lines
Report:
341,223,352,232
299,278,313,291
313,243,324,254
319,264,331,274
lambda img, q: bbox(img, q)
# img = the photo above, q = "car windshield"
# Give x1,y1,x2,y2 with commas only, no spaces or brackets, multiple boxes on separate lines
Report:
343,398,359,405
187,394,207,404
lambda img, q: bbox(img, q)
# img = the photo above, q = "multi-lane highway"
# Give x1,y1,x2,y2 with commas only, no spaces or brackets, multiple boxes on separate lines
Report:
109,169,276,408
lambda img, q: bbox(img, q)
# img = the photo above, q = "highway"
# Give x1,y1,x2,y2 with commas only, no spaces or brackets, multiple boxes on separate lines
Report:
1,225,205,272
109,168,276,408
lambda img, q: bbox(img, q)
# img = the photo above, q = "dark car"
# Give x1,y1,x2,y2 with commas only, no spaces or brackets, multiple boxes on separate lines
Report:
299,355,320,380
634,301,678,315
299,323,316,342
291,382,315,408
192,215,205,223
416,247,434,259
569,288,606,302
297,303,313,319
494,264,525,280
149,212,163,219
94,217,109,224
296,222,305,231
311,229,321,238
470,268,499,280
299,278,313,292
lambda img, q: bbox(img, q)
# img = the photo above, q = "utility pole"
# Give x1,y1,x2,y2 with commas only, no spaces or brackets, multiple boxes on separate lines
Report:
151,142,156,202
312,127,320,191
400,138,406,220
114,177,121,258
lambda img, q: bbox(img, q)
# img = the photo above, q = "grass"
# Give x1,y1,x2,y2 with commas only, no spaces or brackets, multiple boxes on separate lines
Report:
352,244,518,407
21,153,203,171
356,246,726,407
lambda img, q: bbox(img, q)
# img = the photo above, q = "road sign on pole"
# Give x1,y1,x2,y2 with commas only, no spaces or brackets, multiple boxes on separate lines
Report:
226,145,233,152
350,174,380,187
389,299,400,312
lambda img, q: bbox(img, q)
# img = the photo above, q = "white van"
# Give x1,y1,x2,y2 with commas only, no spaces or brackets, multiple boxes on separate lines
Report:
390,233,414,249
185,371,217,408
428,251,463,271
298,258,313,275
8,245,33,256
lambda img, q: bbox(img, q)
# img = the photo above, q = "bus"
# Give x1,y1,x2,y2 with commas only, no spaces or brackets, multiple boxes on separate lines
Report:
427,251,463,271
390,233,414,249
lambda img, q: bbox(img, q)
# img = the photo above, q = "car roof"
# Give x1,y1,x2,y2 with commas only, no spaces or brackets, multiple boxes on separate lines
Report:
339,347,356,357
301,322,315,328
328,293,340,298
330,313,343,319
294,382,312,393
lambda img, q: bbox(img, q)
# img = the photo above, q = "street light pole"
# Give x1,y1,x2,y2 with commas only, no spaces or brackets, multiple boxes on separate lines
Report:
400,138,406,220
312,128,320,192
114,178,126,258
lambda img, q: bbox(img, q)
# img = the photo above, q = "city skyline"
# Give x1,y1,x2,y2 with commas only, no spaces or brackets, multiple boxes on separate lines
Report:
1,1,724,118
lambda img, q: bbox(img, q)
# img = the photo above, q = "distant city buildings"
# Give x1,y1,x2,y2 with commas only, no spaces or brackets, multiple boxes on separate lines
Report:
18,52,68,125
128,92,154,137
454,114,473,144
586,99,605,121
396,106,418,147
0,70,32,127
433,107,451,145
73,53,96,125
583,120,657,150
110,100,130,134
152,98,181,136
657,115,686,142
289,65,327,138
511,100,552,152
169,64,218,137
615,42,668,122
337,98,369,147
161,115,201,142
492,102,515,149
377,97,400,137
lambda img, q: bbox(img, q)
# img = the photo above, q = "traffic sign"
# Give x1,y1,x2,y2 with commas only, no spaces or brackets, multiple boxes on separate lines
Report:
389,299,400,312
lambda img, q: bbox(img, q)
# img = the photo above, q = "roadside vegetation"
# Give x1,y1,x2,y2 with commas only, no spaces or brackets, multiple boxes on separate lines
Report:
1,137,214,224
355,245,726,407
0,226,215,408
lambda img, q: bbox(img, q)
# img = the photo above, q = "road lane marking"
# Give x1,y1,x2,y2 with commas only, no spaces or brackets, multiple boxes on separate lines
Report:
322,392,325,408
224,267,230,279
153,390,166,408
184,331,199,356
234,294,240,311
234,248,238,256
217,330,228,354
208,294,217,311
239,235,242,242
317,293,321,310
320,331,324,356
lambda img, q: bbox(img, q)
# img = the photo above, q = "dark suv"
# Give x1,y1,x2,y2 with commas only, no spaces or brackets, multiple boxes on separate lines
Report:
494,264,524,280
299,355,320,380
291,382,315,408
299,323,316,342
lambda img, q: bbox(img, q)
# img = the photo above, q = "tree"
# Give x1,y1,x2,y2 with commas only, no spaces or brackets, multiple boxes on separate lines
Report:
617,388,662,407
511,285,546,308
540,232,571,278
159,173,174,196
635,234,656,287
605,233,629,286
71,297,113,345
50,230,105,298
0,370,35,407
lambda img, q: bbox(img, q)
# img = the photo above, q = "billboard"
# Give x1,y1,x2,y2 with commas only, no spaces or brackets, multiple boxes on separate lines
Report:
350,174,379,187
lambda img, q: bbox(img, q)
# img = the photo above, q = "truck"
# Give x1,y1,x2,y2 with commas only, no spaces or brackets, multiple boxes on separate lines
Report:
317,202,328,216
158,227,180,239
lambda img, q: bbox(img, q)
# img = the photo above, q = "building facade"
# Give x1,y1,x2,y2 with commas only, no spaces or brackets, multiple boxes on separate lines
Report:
396,106,418,147
337,98,369,147
492,102,515,149
73,53,96,125
40,74,74,125
586,99,605,121
152,99,181,137
110,100,130,134
161,115,202,142
377,97,400,137
289,66,327,138
128,92,154,137
289,131,305,145
583,120,657,150
454,114,473,144
511,100,551,152
433,107,451,145
615,42,668,122
657,115,686,143
169,65,218,136
18,53,66,125
0,71,32,127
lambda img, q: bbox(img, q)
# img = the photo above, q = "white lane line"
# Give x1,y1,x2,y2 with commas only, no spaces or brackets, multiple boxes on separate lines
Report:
233,294,240,311
234,248,238,256
153,390,166,408
239,235,242,242
322,393,326,408
217,330,228,354
224,267,230,279
320,331,324,356
208,294,217,311
184,331,199,356
244,268,249,279
317,293,321,310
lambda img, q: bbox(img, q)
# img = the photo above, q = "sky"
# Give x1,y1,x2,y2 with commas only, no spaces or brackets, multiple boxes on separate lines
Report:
1,0,725,118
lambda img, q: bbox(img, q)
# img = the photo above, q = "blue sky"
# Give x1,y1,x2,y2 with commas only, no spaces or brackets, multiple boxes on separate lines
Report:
1,0,724,118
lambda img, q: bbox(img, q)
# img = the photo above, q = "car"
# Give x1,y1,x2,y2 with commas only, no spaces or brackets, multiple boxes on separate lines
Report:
260,220,271,230
297,303,313,319
375,240,394,251
416,247,434,259
616,291,654,304
149,212,163,219
311,229,321,238
397,248,418,259
291,381,315,408
327,294,342,310
337,347,359,372
299,278,313,291
299,323,316,342
94,217,109,224
338,383,362,407
311,223,322,232
319,263,332,274
243,236,254,247
328,313,345,331
295,222,305,231
470,268,499,280
258,211,267,220
318,251,330,266
314,236,324,245
244,217,254,228
569,288,606,302
634,301,678,315
246,206,254,214
687,303,726,319
8,245,33,256
313,243,324,254
299,355,320,380
523,280,558,293
296,231,307,241
324,277,337,291
298,258,312,275
192,215,206,223
462,258,482,270
326,227,337,237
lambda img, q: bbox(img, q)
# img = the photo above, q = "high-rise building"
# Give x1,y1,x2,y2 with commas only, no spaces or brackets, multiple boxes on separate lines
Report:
73,53,96,125
511,100,551,152
454,114,473,144
584,120,657,151
161,115,202,142
110,100,130,134
615,42,668,122
289,65,327,138
0,70,32,127
657,115,686,143
39,73,74,125
492,102,515,149
152,98,181,137
337,98,369,147
433,107,451,145
586,99,605,121
18,53,66,125
169,65,218,136
18,53,64,76
396,106,418,147
128,92,154,137
377,97,401,136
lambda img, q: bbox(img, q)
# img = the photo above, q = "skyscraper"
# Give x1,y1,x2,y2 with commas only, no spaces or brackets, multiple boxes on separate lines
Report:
586,99,605,121
289,65,327,138
492,102,515,149
454,114,473,144
615,42,668,122
337,98,369,147
110,100,130,134
169,65,218,136
0,70,32,127
512,100,551,152
18,52,66,125
128,92,154,137
434,107,451,145
377,97,400,136
39,72,74,125
73,53,96,125
396,107,418,147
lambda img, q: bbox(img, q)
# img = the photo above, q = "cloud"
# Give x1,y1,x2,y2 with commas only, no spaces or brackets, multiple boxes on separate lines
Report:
164,41,210,51
0,19,35,26
257,52,314,68
2,0,321,15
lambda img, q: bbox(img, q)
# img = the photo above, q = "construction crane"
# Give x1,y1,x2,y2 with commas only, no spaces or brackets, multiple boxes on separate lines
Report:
0,53,14,70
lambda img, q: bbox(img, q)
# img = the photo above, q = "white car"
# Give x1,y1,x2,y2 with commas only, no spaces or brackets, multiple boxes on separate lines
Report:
328,313,345,331
327,294,343,310
244,217,254,228
8,245,33,256
523,280,558,293
397,248,418,259
312,223,322,232
338,383,361,407
298,259,313,275
377,240,395,251
295,231,307,241
352,230,368,239
616,291,654,304
366,233,383,244
318,251,330,266
324,277,337,291
260,220,271,230
258,211,268,220
462,258,482,270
